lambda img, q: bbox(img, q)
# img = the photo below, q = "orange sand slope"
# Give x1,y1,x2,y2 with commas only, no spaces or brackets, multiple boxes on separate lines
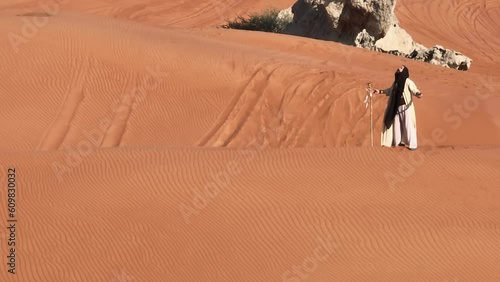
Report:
1,147,500,281
0,9,499,152
0,0,500,281
0,0,292,28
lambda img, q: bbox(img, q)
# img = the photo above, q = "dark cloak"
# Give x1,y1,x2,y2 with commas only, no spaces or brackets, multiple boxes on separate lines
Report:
383,66,410,128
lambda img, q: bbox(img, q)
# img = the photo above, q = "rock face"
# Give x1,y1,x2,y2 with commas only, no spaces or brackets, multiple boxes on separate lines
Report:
408,45,472,70
278,0,472,70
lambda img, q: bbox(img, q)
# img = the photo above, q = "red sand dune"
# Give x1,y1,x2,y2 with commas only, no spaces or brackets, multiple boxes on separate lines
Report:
0,0,499,281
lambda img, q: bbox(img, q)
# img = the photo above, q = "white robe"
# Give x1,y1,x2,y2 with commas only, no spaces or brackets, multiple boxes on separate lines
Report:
380,78,421,147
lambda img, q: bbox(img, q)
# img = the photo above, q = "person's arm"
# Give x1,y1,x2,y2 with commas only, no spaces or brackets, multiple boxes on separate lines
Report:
374,86,392,96
408,80,422,98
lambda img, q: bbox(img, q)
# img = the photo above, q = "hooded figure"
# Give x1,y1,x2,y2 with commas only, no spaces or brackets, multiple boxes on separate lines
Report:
374,65,422,150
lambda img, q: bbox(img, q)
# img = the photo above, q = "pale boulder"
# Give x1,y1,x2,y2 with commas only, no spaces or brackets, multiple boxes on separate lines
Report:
279,0,473,70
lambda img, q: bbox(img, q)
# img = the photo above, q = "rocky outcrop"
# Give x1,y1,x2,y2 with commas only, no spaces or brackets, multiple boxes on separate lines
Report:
407,45,472,70
278,0,472,71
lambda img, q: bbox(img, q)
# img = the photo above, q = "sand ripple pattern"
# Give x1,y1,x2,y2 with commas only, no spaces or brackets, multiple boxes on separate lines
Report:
1,147,500,281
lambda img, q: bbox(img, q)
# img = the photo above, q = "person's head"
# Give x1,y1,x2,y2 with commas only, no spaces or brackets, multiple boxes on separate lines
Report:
394,65,409,81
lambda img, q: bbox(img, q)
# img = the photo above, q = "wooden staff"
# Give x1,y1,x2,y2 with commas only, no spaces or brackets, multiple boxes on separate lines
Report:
367,82,373,147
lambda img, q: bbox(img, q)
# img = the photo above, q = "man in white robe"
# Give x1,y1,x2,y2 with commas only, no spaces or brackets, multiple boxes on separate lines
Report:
373,65,422,150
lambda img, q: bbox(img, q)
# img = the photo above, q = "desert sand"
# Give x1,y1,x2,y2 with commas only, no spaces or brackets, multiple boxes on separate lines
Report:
0,0,499,281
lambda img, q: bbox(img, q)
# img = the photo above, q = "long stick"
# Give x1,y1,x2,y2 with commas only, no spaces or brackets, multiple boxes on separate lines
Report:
370,83,373,147
367,82,373,147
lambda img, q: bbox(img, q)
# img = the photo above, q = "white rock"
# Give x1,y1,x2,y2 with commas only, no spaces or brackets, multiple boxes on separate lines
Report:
374,23,414,54
277,7,293,21
279,0,473,70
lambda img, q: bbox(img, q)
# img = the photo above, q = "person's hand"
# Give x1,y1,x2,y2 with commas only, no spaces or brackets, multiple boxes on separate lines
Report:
416,92,423,98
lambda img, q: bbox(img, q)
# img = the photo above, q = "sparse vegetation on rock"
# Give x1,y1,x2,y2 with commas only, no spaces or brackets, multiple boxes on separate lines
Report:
221,8,292,34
